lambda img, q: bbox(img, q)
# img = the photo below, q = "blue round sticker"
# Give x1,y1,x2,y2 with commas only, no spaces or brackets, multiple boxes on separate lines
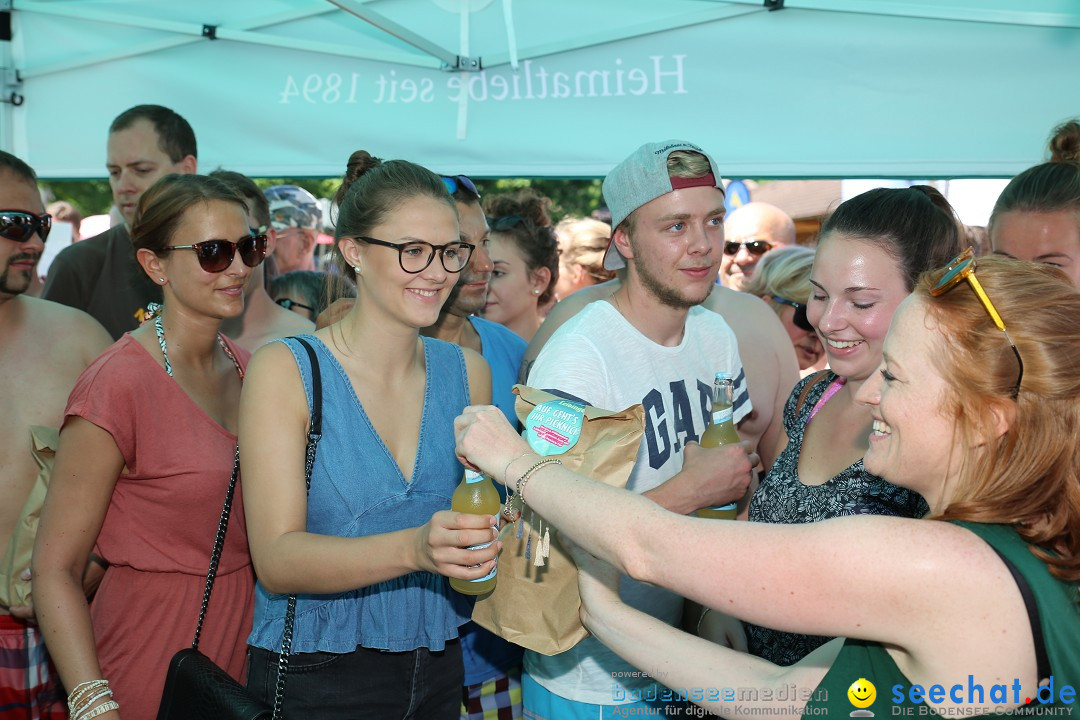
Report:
525,399,585,456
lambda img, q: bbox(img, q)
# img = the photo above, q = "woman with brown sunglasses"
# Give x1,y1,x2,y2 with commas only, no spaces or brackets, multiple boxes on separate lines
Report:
34,174,264,720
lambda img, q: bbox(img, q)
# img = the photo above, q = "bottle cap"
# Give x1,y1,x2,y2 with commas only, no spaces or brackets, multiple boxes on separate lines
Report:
715,371,731,380
464,469,483,483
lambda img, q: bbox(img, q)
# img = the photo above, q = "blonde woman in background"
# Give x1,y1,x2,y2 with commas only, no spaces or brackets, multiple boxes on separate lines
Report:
742,245,825,375
552,216,615,301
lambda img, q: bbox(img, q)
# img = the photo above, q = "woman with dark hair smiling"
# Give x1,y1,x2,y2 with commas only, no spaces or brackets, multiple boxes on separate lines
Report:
743,186,963,665
240,151,495,718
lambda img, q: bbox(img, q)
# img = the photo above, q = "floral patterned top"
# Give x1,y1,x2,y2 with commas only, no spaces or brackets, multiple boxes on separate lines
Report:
745,371,928,666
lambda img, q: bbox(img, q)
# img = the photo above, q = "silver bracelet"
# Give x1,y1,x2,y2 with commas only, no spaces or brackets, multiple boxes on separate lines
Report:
78,700,120,720
516,457,562,503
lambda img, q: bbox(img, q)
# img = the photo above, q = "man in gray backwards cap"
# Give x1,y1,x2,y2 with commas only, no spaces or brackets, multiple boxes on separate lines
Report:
523,140,759,718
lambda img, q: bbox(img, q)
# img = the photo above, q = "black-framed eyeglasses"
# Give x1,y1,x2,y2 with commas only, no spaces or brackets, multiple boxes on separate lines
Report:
724,240,773,257
160,234,268,273
275,297,314,314
0,210,52,243
929,247,1024,399
772,296,813,332
441,175,480,201
358,236,475,274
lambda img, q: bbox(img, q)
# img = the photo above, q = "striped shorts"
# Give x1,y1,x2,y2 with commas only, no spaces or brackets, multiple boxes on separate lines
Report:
0,615,65,719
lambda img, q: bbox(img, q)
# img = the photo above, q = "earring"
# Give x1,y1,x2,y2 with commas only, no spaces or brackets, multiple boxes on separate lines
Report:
158,277,166,284
532,289,541,295
353,264,361,275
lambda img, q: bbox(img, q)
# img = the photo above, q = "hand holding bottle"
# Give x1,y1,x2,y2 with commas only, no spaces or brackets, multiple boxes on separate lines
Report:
413,510,500,581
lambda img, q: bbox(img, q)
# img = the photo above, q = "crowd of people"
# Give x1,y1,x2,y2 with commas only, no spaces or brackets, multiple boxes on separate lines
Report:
0,102,1077,720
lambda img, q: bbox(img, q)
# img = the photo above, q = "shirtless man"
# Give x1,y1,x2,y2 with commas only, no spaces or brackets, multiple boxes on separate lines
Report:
0,152,112,717
522,277,798,474
211,170,315,352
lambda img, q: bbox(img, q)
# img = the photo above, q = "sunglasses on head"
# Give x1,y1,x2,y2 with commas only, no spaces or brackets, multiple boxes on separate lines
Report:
929,247,1023,399
0,210,52,243
724,240,772,257
772,296,813,332
160,234,268,273
441,175,480,200
490,214,529,232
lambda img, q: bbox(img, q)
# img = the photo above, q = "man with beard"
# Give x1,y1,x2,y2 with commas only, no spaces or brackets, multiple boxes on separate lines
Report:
0,152,111,717
523,141,758,719
421,175,527,720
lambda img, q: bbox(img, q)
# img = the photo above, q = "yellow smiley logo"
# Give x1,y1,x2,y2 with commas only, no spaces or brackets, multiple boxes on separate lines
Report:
848,678,877,709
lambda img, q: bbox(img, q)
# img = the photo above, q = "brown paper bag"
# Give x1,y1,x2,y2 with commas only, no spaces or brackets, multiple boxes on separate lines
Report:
0,425,58,609
471,386,643,655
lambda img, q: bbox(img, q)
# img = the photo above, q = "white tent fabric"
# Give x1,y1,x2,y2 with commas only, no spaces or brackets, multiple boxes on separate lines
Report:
3,0,1078,179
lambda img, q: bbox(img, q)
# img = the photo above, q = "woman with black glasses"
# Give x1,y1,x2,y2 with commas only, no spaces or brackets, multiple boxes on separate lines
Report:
742,245,825,374
743,186,963,666
239,151,495,718
34,174,265,720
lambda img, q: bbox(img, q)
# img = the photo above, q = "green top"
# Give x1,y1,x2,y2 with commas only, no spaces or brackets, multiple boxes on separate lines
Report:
803,522,1080,719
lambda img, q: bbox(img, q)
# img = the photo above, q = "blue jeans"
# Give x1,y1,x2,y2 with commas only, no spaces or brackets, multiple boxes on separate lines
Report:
247,640,463,719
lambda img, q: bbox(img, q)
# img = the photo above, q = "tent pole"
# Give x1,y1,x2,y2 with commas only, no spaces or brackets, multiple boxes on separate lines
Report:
326,0,476,69
483,4,763,68
0,2,18,154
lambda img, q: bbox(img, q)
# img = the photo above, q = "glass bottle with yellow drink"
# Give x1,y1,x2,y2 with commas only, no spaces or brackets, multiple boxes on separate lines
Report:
450,469,500,595
696,372,740,519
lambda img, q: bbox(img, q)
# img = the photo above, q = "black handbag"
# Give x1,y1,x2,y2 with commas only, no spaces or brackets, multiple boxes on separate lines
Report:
157,338,324,720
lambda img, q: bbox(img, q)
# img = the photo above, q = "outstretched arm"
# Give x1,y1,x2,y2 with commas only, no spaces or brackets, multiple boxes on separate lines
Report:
565,535,838,718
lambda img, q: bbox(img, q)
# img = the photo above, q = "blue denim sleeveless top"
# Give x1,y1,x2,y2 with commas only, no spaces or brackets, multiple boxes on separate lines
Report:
248,335,473,653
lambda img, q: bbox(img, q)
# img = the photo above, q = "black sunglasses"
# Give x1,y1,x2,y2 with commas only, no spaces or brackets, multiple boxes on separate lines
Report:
275,297,314,314
772,296,813,332
160,234,268,273
441,175,480,200
0,210,52,243
724,240,773,257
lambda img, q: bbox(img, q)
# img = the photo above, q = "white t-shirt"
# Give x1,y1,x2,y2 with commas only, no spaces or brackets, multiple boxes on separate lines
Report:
524,301,750,705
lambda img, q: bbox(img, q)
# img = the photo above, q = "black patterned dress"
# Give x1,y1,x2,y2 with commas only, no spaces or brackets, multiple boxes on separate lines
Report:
745,371,928,666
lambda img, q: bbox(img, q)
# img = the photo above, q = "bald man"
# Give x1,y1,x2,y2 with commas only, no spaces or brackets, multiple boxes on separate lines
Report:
721,202,795,290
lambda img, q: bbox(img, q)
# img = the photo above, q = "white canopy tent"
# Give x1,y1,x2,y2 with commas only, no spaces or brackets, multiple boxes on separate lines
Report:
2,0,1078,179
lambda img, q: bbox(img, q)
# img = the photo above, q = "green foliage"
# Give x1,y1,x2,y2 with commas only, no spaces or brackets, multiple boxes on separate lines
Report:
41,180,113,216
40,176,608,225
474,178,605,223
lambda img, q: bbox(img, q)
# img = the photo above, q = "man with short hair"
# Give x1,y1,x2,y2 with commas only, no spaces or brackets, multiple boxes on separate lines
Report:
211,170,315,352
265,185,321,274
523,140,758,718
720,201,795,290
42,104,198,338
421,175,527,720
0,151,112,718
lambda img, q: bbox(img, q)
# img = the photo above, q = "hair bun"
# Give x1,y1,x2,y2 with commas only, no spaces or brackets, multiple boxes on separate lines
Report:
335,150,383,207
1049,120,1080,165
483,187,552,228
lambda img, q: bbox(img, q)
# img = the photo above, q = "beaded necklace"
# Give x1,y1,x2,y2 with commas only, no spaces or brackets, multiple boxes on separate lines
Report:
147,302,243,380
